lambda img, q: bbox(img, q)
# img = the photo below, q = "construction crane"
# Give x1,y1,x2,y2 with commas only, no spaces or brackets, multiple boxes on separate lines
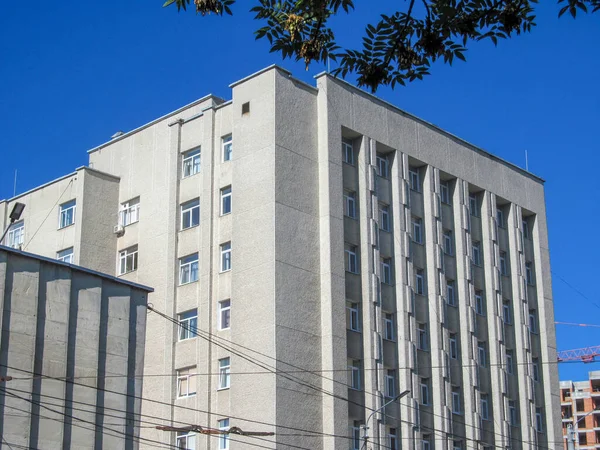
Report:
557,345,600,363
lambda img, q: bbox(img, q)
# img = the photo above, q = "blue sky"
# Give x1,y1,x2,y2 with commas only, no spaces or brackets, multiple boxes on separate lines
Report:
1,1,598,381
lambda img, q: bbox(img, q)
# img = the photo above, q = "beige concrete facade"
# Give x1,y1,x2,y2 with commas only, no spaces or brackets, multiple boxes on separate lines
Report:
0,245,151,450
0,65,560,449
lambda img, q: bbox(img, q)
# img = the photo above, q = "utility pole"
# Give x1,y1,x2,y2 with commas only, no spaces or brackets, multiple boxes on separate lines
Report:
362,390,410,450
567,423,575,450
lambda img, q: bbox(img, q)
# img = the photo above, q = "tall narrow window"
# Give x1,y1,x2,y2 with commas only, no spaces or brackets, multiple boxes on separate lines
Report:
120,197,140,227
412,217,423,244
218,418,230,449
182,148,201,177
176,431,196,450
57,247,74,264
384,313,395,341
59,199,76,229
178,309,198,341
422,438,431,450
481,394,489,420
496,208,505,228
389,428,398,450
349,360,361,390
420,379,430,405
118,245,138,275
522,219,530,239
379,203,390,232
381,258,392,284
222,134,232,161
179,253,199,285
345,244,359,274
221,242,232,272
452,387,461,414
181,199,200,230
344,190,357,218
440,181,451,204
499,251,508,275
443,230,453,255
218,300,231,330
532,358,540,381
506,350,514,374
535,408,543,432
221,186,232,215
218,357,231,389
503,301,511,324
415,269,425,295
417,323,428,350
472,241,481,266
351,422,361,450
449,334,458,359
509,400,518,426
342,139,354,165
409,167,420,192
478,342,486,367
7,221,24,249
177,367,196,397
385,369,396,398
526,262,534,285
347,302,360,332
377,153,389,178
529,309,538,333
475,291,484,315
469,194,479,217
446,280,456,306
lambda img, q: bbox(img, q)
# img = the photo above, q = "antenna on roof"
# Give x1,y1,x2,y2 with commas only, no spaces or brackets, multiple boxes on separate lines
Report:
13,169,17,197
111,131,124,139
525,150,529,171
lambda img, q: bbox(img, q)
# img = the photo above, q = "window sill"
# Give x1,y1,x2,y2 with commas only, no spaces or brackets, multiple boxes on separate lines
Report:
117,270,137,277
345,270,360,275
220,212,232,217
342,161,355,167
179,280,199,287
348,328,361,333
383,338,396,343
122,221,139,228
178,337,198,343
344,215,358,220
220,269,232,274
182,173,200,180
58,223,75,230
348,387,362,392
177,394,196,399
180,224,200,232
217,387,230,392
379,228,391,234
410,188,421,193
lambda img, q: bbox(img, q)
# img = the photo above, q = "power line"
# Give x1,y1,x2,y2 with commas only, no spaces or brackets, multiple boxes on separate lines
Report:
553,271,600,310
556,321,600,329
1,435,16,450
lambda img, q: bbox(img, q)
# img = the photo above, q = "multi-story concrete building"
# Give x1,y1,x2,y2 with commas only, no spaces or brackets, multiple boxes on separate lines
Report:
0,245,152,450
560,372,600,449
0,65,560,449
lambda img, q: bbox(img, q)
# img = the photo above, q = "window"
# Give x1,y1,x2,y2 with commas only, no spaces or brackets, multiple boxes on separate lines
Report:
420,379,430,405
499,251,508,276
218,300,231,330
57,247,74,264
177,367,196,397
6,221,24,249
446,280,456,306
509,400,517,426
481,394,489,420
182,148,201,177
221,242,232,272
176,431,196,450
440,181,451,204
351,422,361,450
529,310,537,333
475,291,484,315
389,428,398,450
377,153,389,178
345,244,359,274
496,208,505,228
415,269,425,295
453,441,462,450
178,309,198,341
536,407,543,432
506,350,514,374
383,313,395,341
385,369,396,398
344,190,357,218
409,167,420,191
218,418,230,449
472,241,481,266
412,217,423,244
522,219,530,239
449,334,458,359
118,245,138,275
181,199,200,230
342,139,354,165
500,302,510,325
222,134,232,161
349,360,361,390
381,258,392,284
59,199,76,229
221,186,232,215
443,230,453,255
218,357,231,389
179,253,199,285
478,342,486,367
532,358,540,382
347,302,360,332
452,387,461,414
379,204,390,232
120,197,140,226
526,262,534,285
469,194,479,217
422,437,431,450
418,323,428,350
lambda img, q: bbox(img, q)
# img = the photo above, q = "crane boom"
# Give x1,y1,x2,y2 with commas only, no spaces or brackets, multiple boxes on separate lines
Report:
557,345,600,363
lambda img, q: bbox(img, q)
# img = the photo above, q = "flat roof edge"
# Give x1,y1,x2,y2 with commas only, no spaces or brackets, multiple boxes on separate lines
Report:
0,245,154,293
316,73,545,184
76,166,120,180
229,64,291,88
1,171,77,204
87,94,224,154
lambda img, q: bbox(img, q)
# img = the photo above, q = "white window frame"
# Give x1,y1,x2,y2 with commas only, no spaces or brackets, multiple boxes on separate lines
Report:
443,230,453,255
345,244,358,274
417,323,428,350
499,251,508,275
347,302,360,332
509,400,517,426
218,357,231,390
221,186,232,216
118,246,138,275
177,367,196,398
218,299,231,331
446,280,456,306
349,360,361,390
449,334,458,359
472,241,481,266
389,428,398,450
218,418,230,450
351,423,361,450
342,139,354,165
379,203,390,232
178,309,198,341
220,242,232,272
526,262,534,285
181,198,200,230
475,291,484,315
222,134,232,162
409,167,420,192
469,194,479,217
377,153,389,178
412,217,423,244
58,199,76,229
534,408,542,431
529,310,537,333
478,342,486,367
57,247,74,264
6,221,24,249
384,313,395,341
381,258,392,284
481,395,489,420
422,440,431,450
385,369,396,398
344,190,357,218
452,388,461,414
120,197,140,227
415,270,425,295
420,380,429,405
179,253,199,285
506,350,514,374
176,431,196,450
182,148,201,178
440,181,450,204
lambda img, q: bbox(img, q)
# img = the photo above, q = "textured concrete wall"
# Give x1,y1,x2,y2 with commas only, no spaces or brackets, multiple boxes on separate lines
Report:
0,247,150,450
